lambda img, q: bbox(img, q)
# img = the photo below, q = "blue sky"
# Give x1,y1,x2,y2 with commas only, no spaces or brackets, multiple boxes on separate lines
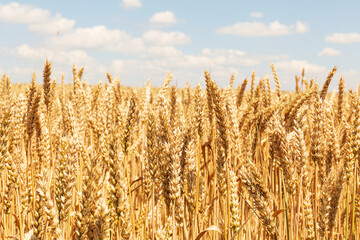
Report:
0,0,359,90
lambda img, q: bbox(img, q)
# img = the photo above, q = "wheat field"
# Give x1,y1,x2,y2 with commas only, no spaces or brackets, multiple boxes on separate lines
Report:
0,61,359,240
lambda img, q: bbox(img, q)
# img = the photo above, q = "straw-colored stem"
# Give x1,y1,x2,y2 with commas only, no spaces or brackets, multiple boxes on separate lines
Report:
126,154,136,238
314,163,318,240
281,171,290,240
345,181,349,240
350,161,357,240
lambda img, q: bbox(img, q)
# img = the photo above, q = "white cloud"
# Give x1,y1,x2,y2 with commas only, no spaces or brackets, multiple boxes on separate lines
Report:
216,20,309,36
0,2,49,24
255,60,332,90
12,44,107,82
0,3,75,35
14,44,44,60
150,48,261,71
120,0,142,9
28,14,75,35
199,48,261,67
250,12,263,18
149,11,178,27
109,46,274,86
14,44,98,66
8,42,309,89
273,60,326,73
272,60,327,83
111,59,142,75
341,69,360,89
145,46,183,58
325,33,360,44
111,59,125,71
10,67,36,80
51,25,145,52
318,47,341,56
263,54,290,61
295,21,308,34
142,30,191,46
201,48,246,57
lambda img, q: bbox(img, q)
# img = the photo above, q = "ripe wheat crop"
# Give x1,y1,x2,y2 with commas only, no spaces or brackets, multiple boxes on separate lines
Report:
0,61,359,239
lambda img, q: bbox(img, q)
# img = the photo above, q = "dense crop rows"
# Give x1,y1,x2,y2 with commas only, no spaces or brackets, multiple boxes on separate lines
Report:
0,61,359,239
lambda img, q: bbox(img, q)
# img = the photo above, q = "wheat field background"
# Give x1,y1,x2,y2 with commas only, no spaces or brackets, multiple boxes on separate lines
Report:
0,61,359,240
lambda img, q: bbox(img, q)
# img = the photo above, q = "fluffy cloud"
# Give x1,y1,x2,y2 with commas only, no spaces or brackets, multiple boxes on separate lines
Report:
14,44,98,66
263,54,290,61
318,47,341,56
216,20,309,36
12,42,289,86
0,2,74,35
271,60,327,86
109,47,278,86
14,44,44,60
341,69,360,89
28,14,75,35
8,67,36,82
201,48,246,57
273,60,326,73
144,46,183,58
9,41,319,89
120,0,142,9
250,12,263,18
142,30,191,46
12,44,106,82
145,48,262,74
200,48,260,66
51,25,145,52
325,33,360,44
0,2,49,24
149,11,178,27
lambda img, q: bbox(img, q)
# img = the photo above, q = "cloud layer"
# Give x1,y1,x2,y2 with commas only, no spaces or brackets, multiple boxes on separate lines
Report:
120,0,142,9
216,20,309,36
149,11,178,27
0,2,75,35
318,47,341,56
142,30,191,46
51,25,145,52
325,33,360,44
250,12,263,18
1,2,358,90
